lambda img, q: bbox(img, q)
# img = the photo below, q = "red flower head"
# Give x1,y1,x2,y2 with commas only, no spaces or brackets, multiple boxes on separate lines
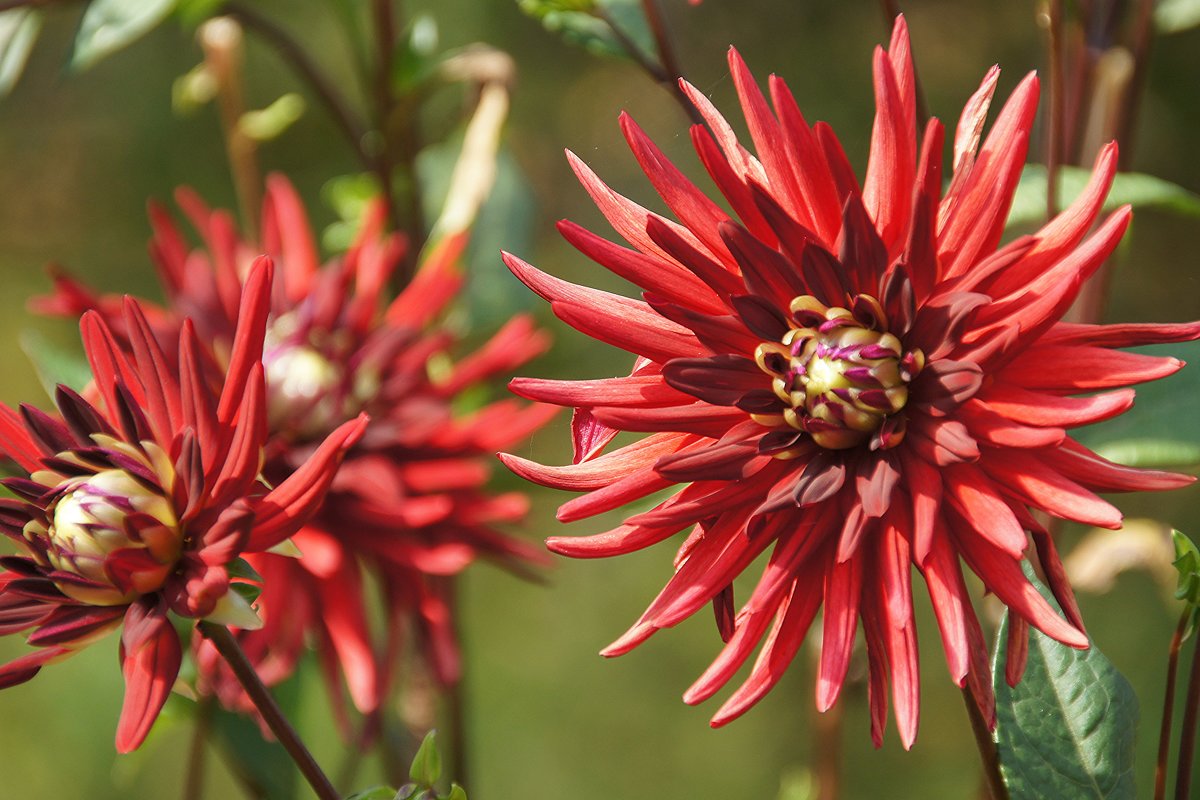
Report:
500,17,1200,747
38,176,555,729
0,259,365,752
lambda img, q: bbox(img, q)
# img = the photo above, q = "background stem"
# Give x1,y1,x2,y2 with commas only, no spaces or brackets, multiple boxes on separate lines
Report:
183,697,215,800
1156,612,1190,800
1175,630,1200,799
199,623,340,800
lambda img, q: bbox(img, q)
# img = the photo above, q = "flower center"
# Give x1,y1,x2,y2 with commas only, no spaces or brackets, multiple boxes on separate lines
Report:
45,468,182,605
754,294,923,450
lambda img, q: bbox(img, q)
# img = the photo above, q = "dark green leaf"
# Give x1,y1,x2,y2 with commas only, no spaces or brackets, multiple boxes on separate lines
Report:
393,13,439,92
20,330,92,397
73,0,178,71
212,674,302,800
0,9,41,97
1156,0,1200,33
1007,165,1200,230
409,730,442,786
993,569,1138,799
518,0,654,61
226,557,264,584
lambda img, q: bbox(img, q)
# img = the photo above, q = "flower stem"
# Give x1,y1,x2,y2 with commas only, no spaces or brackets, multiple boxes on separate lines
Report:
595,1,701,125
198,622,340,800
1175,626,1200,800
1044,0,1065,220
961,685,1008,800
812,694,843,800
183,696,215,800
1156,611,1190,800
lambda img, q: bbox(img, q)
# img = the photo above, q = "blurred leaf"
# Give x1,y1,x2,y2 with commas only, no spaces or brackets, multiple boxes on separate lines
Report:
1156,0,1200,33
518,0,655,60
1093,438,1200,469
445,785,468,800
394,13,439,92
993,568,1138,800
73,0,178,71
20,329,91,397
239,93,306,141
409,730,443,786
345,788,400,800
212,674,301,800
1007,165,1200,229
418,140,538,327
1073,340,1200,453
0,9,41,97
321,172,382,252
226,557,264,584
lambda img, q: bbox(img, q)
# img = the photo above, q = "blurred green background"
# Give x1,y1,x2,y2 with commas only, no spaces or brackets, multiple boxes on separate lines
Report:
1,1,1200,798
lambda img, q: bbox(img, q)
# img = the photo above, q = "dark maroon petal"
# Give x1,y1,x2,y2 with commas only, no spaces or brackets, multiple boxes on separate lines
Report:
792,450,847,507
918,359,983,413
0,645,70,689
645,297,761,356
662,355,764,407
908,291,990,359
19,404,76,455
644,215,744,302
719,220,805,307
836,193,889,294
730,294,790,341
711,584,735,643
27,604,125,646
54,385,114,442
655,421,763,481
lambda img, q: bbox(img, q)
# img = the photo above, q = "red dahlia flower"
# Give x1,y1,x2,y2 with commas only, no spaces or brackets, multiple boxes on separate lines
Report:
0,260,365,752
38,176,555,728
500,17,1200,747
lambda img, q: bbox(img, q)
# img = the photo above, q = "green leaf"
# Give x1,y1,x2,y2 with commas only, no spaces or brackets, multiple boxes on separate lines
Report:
1092,438,1200,469
175,0,225,27
1156,0,1200,33
73,0,178,71
992,569,1138,799
1007,165,1200,229
1173,530,1200,606
226,557,263,584
518,0,654,60
444,784,468,800
20,329,92,397
211,674,301,799
393,13,439,93
344,788,400,800
409,730,443,786
321,172,382,253
0,9,41,97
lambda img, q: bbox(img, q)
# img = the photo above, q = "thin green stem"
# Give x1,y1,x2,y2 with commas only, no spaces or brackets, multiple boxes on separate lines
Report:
962,685,1009,800
199,623,340,800
1156,611,1190,800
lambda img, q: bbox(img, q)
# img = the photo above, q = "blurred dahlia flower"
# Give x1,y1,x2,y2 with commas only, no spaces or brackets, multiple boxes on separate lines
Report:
38,176,554,729
501,17,1200,746
0,261,365,752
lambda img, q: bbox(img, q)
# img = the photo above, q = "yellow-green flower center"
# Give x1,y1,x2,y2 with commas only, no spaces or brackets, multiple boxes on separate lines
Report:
754,295,923,450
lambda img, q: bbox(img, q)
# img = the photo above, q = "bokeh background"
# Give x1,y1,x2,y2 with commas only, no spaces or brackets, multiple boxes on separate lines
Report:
1,1,1199,797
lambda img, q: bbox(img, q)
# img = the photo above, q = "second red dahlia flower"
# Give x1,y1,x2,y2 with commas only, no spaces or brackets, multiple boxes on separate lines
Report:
0,260,365,751
501,17,1200,747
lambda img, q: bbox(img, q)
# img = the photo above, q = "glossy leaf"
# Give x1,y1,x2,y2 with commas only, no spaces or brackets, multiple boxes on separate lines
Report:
993,569,1138,800
1007,165,1200,229
73,0,178,70
0,9,41,97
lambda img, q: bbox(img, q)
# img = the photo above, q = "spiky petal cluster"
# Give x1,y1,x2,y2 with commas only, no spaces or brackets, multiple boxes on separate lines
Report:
500,17,1200,747
38,176,555,728
0,260,365,752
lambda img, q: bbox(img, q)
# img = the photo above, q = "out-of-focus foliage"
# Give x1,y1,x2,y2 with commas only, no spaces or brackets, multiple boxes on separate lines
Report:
1172,530,1200,637
993,571,1138,800
1008,165,1200,229
0,9,41,97
517,0,655,59
73,0,177,70
1157,0,1200,34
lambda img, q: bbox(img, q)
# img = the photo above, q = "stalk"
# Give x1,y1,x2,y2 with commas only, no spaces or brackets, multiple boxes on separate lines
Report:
199,622,340,800
962,685,1009,800
1175,628,1200,799
1156,611,1190,800
183,697,215,800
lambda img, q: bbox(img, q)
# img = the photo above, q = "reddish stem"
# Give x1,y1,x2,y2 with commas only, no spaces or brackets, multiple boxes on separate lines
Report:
1175,625,1200,800
199,623,340,800
1157,611,1190,800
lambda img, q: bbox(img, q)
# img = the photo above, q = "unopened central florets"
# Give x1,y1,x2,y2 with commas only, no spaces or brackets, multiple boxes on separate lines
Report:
754,295,923,450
